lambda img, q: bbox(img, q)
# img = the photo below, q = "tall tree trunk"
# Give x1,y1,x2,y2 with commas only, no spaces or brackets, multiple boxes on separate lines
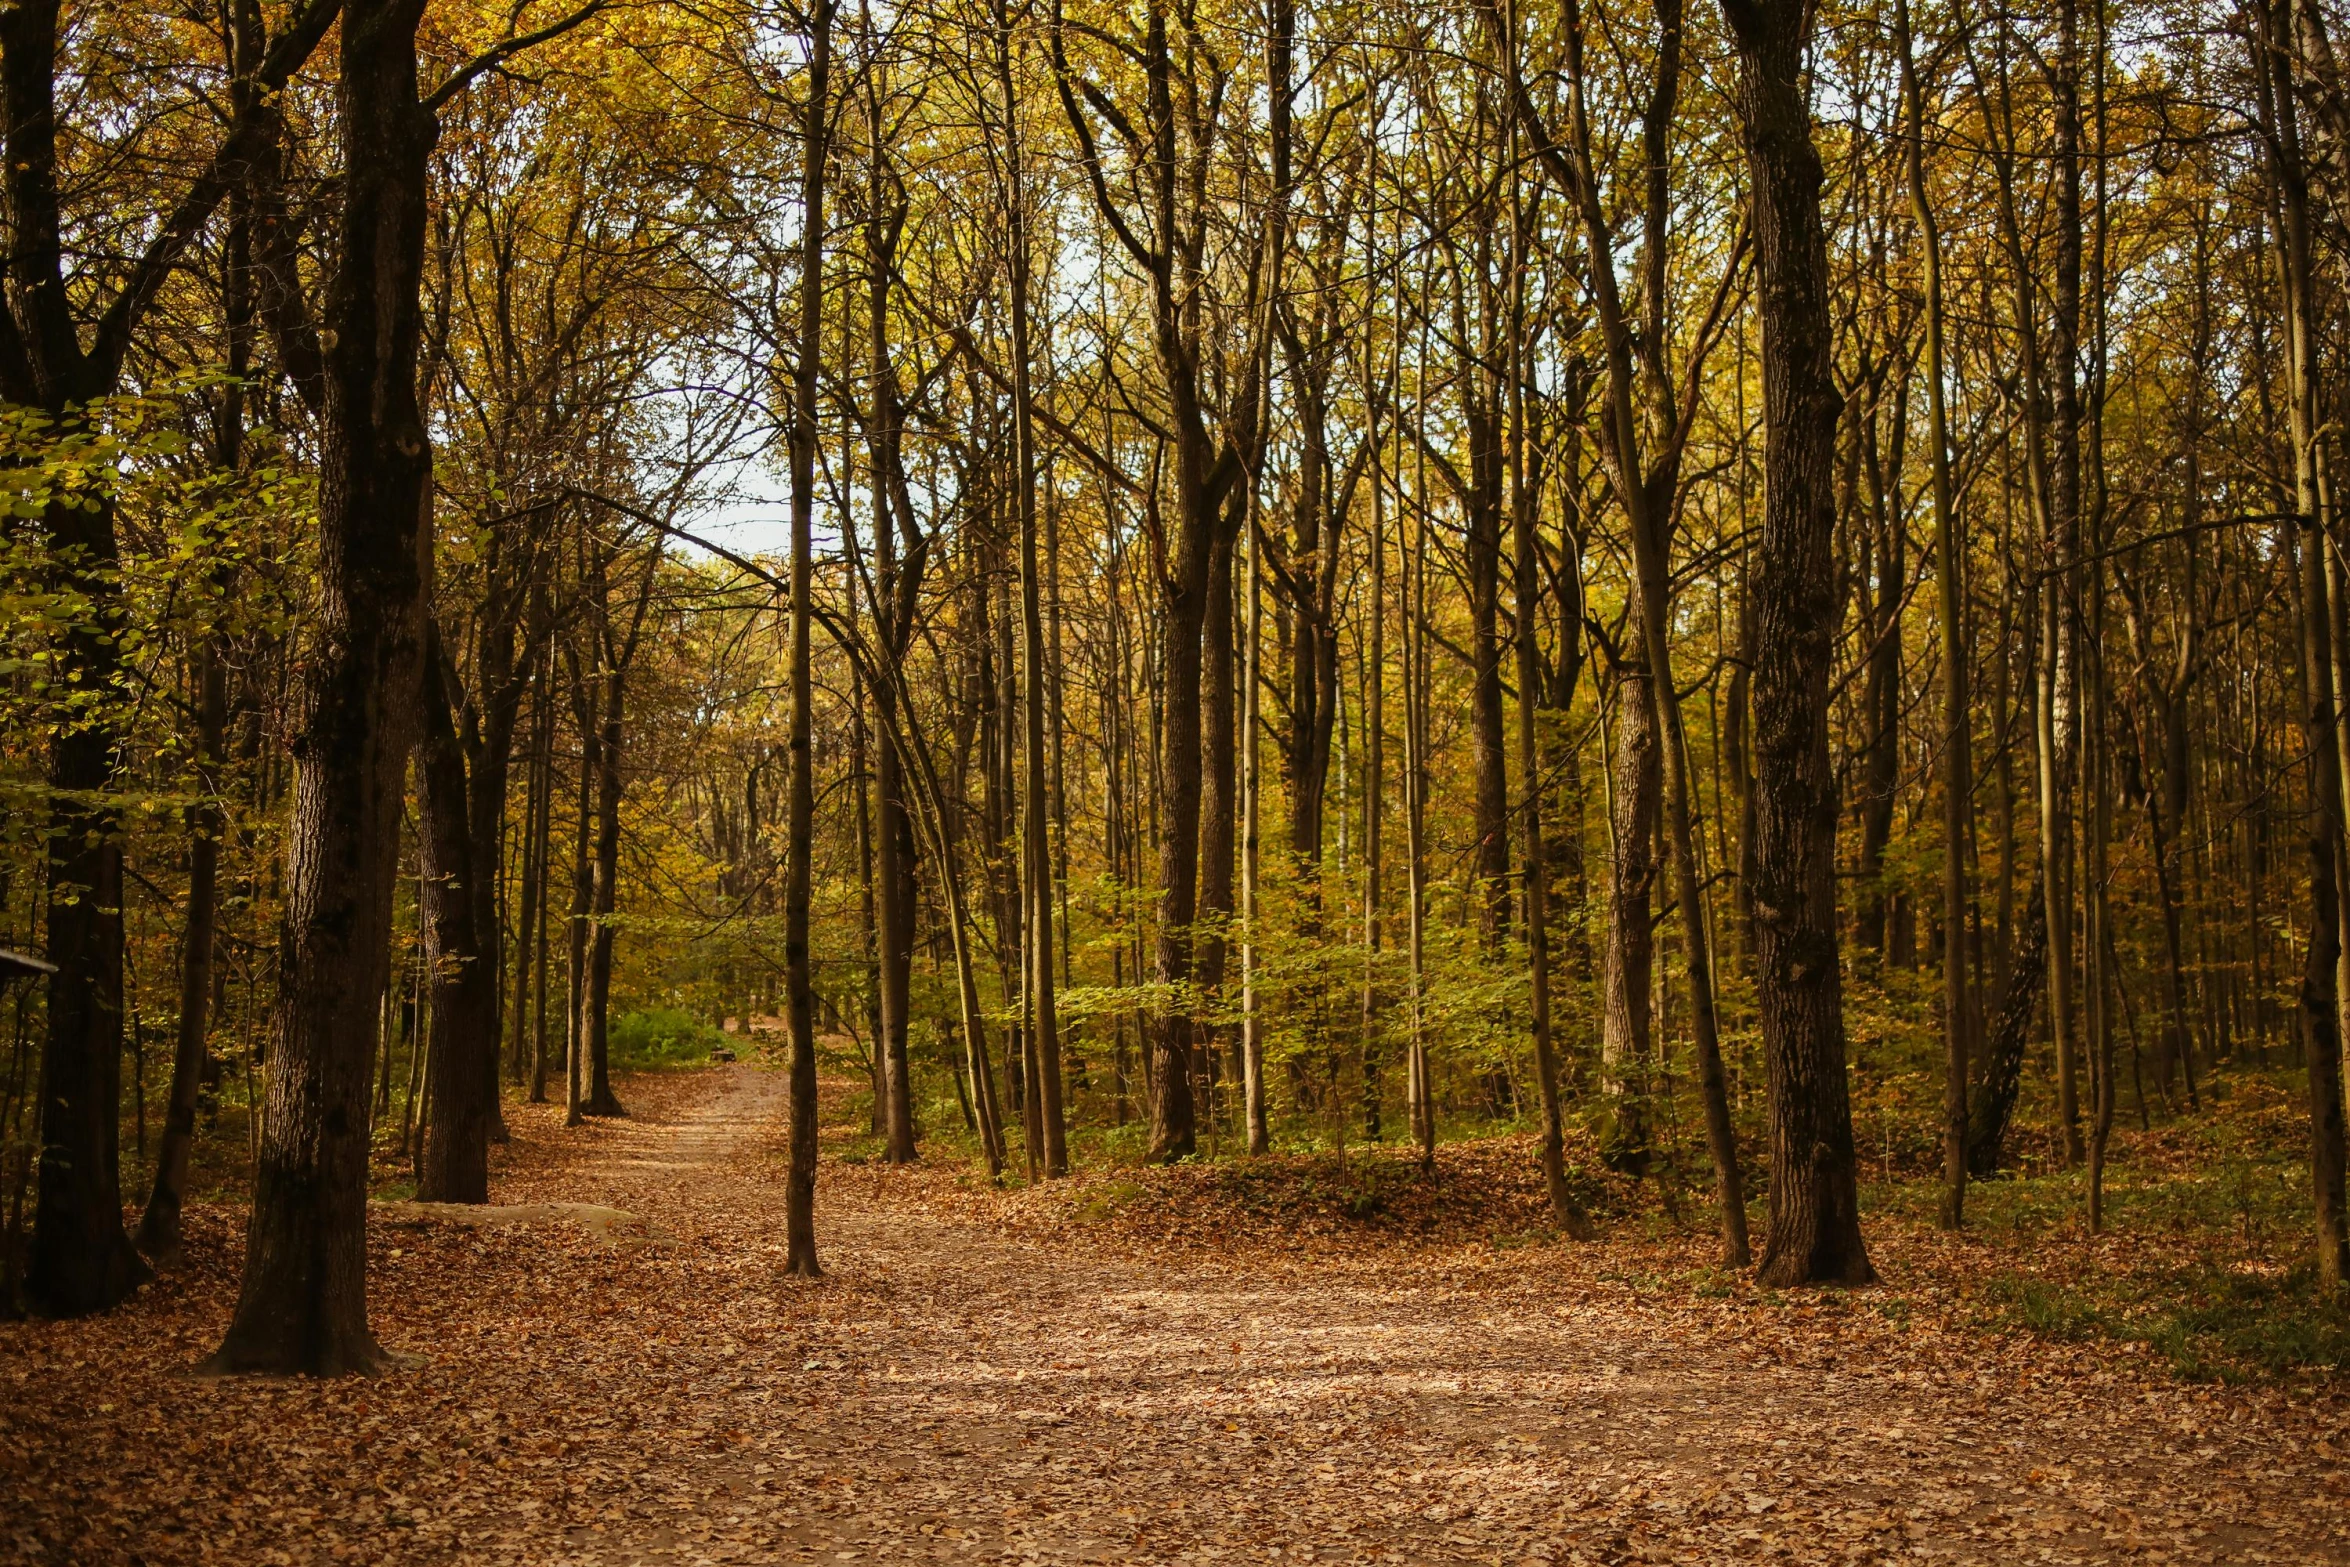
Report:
1243,467,1270,1154
862,73,925,1165
1899,0,1971,1229
1405,386,1435,1171
138,122,258,1264
781,0,835,1277
2265,0,2350,1290
997,0,1065,1177
518,668,552,1103
2043,0,2088,1166
204,0,435,1371
1197,523,1238,1133
1495,57,1586,1232
1721,0,1875,1286
1464,386,1512,945
1359,357,1387,1143
1601,659,1659,1175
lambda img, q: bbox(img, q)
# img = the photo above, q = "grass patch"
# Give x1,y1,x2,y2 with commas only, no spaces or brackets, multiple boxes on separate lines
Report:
1980,1262,2350,1382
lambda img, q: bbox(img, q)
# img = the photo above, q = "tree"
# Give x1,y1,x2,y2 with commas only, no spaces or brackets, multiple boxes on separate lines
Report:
1720,0,1875,1287
9,0,338,1319
782,0,837,1279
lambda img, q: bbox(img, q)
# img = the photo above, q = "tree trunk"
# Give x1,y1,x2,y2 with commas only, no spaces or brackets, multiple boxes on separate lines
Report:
10,0,336,1320
862,87,925,1164
584,656,628,1119
203,0,435,1372
565,642,597,1128
416,621,500,1203
1464,389,1512,945
1966,895,2046,1178
1722,0,1875,1286
2265,0,2350,1288
1601,661,1659,1174
997,0,1064,1177
1899,0,1971,1228
1497,91,1586,1231
520,671,553,1103
135,635,227,1267
781,0,835,1277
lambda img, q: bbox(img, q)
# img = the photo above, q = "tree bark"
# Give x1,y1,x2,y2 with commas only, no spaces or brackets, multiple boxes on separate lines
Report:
417,622,498,1203
1720,0,1875,1286
204,0,435,1372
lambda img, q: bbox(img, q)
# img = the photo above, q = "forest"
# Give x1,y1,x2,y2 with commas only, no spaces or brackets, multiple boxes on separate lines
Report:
4,0,2350,1557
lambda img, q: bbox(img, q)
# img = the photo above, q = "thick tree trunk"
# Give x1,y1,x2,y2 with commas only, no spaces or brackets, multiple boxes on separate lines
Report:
464,613,524,1142
417,624,497,1203
1722,0,1874,1286
1150,544,1208,1161
1600,659,1659,1174
2046,0,2088,1166
1243,480,1271,1153
1197,524,1238,1126
204,0,434,1372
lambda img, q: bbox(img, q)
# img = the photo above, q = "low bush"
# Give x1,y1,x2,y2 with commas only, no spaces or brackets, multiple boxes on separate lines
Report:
608,1007,730,1070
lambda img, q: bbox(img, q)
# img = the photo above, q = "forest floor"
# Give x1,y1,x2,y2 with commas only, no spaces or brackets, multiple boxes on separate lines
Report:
4,1063,2347,1566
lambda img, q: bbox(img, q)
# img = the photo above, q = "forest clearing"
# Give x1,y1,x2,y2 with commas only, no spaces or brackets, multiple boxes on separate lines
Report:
5,1061,2345,1565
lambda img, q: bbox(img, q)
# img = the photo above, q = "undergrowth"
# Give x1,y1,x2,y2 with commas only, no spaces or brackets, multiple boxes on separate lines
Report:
1979,1263,2350,1383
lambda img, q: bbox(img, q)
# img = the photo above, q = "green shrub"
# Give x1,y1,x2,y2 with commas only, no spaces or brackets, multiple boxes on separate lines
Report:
607,1007,730,1069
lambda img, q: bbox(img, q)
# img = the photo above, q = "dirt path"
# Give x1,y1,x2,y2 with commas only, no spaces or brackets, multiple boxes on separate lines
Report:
4,1066,2343,1565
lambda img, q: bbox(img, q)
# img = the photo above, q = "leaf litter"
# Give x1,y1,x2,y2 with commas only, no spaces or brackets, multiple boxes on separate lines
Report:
2,1064,2343,1564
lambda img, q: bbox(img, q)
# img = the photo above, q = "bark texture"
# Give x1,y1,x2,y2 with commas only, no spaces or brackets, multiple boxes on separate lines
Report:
1722,0,1874,1287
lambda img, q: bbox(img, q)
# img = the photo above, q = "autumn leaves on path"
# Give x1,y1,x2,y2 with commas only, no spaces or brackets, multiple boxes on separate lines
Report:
4,1067,2345,1565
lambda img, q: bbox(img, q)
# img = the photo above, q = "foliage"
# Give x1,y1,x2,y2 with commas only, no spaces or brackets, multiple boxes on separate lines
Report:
605,1007,732,1070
